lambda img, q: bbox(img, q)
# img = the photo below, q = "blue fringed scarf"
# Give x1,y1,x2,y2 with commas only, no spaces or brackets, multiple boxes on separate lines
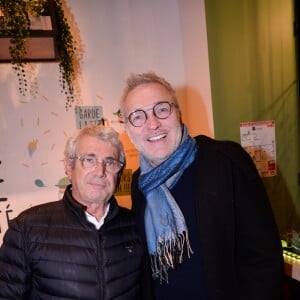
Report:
139,125,198,283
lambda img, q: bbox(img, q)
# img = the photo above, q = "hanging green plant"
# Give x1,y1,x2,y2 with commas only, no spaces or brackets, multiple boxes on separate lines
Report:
0,0,31,96
0,0,79,110
53,0,76,110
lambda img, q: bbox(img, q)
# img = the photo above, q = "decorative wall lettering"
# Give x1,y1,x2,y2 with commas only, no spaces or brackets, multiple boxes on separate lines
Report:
75,105,105,129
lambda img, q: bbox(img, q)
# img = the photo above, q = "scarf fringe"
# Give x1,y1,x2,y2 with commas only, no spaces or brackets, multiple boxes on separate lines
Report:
150,231,193,283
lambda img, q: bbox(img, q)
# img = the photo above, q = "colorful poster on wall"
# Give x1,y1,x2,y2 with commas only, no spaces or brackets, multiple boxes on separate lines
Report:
240,120,276,178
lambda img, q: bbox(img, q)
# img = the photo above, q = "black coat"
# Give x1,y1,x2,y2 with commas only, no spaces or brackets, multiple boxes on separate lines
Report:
0,185,144,300
132,135,284,300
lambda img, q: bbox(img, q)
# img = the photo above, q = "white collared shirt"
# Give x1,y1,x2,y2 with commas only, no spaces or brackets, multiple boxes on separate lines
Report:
85,203,110,230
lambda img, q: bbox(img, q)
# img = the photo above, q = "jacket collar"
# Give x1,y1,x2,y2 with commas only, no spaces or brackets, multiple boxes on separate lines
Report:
62,184,120,225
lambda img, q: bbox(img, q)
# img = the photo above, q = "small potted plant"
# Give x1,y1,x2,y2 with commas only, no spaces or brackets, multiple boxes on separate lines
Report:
0,0,79,110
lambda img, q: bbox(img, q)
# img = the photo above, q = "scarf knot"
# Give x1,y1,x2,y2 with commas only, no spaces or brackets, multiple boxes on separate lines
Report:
139,125,198,283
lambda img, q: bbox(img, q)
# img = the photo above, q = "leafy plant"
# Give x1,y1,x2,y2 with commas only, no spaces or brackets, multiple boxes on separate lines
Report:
0,0,32,96
53,0,78,109
0,0,79,110
292,231,300,254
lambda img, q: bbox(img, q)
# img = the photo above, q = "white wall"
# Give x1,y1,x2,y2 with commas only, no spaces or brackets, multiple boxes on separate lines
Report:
0,0,212,242
178,0,214,137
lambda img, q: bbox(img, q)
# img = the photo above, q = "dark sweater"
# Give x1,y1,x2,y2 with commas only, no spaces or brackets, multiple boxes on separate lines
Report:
154,161,207,299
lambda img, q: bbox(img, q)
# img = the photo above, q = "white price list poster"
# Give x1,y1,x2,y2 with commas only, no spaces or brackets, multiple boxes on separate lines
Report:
240,120,276,178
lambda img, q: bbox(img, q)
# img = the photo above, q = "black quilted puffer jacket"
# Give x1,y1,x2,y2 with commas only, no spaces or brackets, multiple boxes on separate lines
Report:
0,185,145,299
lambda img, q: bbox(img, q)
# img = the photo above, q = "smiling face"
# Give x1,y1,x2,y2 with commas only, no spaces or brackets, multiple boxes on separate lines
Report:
124,83,183,166
65,135,119,208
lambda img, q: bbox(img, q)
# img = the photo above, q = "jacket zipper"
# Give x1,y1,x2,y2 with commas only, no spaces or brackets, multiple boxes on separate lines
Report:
97,229,105,300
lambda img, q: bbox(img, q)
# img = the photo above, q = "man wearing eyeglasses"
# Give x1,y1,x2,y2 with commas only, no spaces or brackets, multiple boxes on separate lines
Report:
120,72,283,300
0,124,145,299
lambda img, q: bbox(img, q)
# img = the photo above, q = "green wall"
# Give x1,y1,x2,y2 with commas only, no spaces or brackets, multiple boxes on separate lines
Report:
205,0,300,233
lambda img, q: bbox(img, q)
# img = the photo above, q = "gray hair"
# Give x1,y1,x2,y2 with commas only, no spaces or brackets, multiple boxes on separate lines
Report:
64,124,126,170
120,71,180,117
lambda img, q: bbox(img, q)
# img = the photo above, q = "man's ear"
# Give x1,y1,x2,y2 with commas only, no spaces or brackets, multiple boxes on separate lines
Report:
64,158,72,180
178,110,183,124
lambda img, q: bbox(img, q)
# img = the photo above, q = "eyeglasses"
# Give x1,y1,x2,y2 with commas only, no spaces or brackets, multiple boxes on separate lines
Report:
127,101,174,127
73,155,124,174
